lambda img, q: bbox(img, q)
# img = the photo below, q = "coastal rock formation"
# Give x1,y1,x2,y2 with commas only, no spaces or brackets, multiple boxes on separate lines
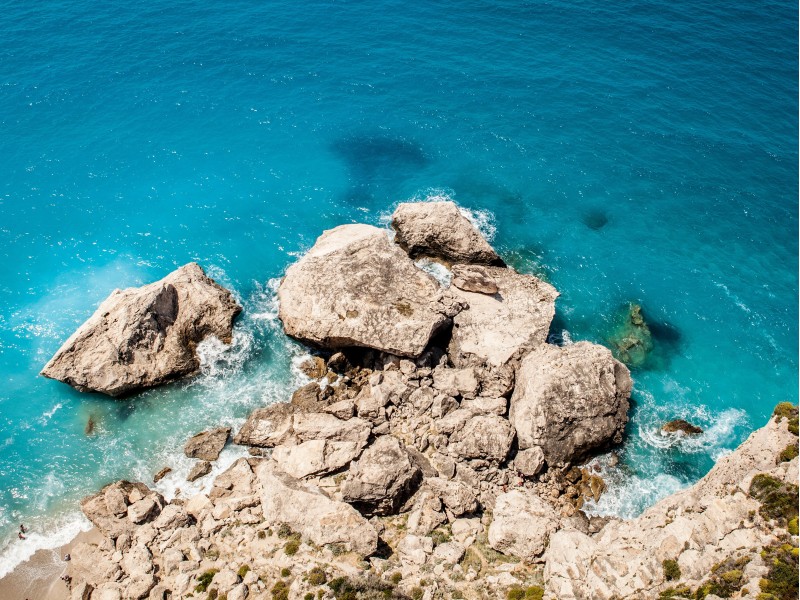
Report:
80,481,165,539
40,263,241,396
543,414,799,600
509,341,632,467
607,302,654,368
390,200,504,266
183,427,231,461
277,224,464,357
661,419,703,435
341,435,422,515
447,264,559,368
257,460,378,557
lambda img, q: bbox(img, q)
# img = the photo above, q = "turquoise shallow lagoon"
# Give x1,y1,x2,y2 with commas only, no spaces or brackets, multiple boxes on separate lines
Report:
0,0,796,574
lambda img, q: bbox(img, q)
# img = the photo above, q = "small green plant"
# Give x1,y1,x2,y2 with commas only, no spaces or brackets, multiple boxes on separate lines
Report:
451,591,464,599
506,587,543,600
257,530,267,540
659,586,692,599
507,588,526,600
277,523,294,538
778,443,799,463
207,591,218,600
327,542,347,556
271,580,289,600
663,559,681,581
281,567,292,578
524,587,544,600
390,571,402,585
788,517,799,535
411,587,423,600
237,565,250,579
307,566,327,586
430,527,452,547
304,594,314,600
459,547,483,576
285,538,301,555
195,570,219,593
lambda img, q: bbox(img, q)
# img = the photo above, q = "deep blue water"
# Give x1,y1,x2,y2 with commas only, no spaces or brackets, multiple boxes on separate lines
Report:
0,0,796,574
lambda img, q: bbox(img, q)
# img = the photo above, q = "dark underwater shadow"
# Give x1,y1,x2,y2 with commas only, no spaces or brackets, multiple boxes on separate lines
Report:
329,134,428,208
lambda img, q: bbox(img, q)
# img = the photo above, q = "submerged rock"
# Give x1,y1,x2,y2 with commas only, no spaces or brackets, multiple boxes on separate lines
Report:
661,419,703,435
277,224,464,358
390,200,504,266
509,342,632,467
607,303,654,368
447,264,558,368
40,263,241,397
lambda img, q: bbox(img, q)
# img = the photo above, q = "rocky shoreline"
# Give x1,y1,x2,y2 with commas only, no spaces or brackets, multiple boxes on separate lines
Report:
21,201,798,599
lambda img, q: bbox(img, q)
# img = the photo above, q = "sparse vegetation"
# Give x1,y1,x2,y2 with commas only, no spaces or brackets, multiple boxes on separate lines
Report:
662,559,681,581
430,526,452,547
237,565,250,579
277,523,294,538
284,537,301,555
281,567,292,578
257,530,267,539
195,570,218,593
459,547,483,576
749,474,799,526
308,566,327,586
758,541,799,600
773,403,799,435
328,575,407,599
390,572,402,585
271,580,289,600
506,586,544,600
778,443,799,463
693,555,751,599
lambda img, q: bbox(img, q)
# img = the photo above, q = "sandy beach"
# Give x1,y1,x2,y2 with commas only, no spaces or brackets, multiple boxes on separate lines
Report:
0,528,101,600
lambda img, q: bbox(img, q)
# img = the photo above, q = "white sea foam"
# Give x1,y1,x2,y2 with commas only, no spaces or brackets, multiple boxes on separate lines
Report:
415,258,452,288
583,468,686,519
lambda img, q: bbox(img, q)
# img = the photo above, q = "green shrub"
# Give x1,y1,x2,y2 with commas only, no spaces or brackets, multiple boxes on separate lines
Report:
257,530,267,540
430,527,452,547
195,570,219,593
207,591,218,600
459,547,483,576
277,523,294,538
759,542,799,600
659,586,691,599
693,556,750,599
271,580,289,600
304,594,314,600
778,443,799,463
285,538,301,556
451,591,464,599
788,517,798,535
663,559,681,581
749,474,799,525
328,575,396,600
525,587,544,600
308,566,327,586
390,572,402,585
773,403,799,435
411,588,423,600
237,565,250,579
507,588,526,600
280,567,291,578
327,542,347,556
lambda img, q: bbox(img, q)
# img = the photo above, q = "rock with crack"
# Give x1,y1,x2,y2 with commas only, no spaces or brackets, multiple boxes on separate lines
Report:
184,427,231,461
256,460,378,557
341,435,422,515
447,264,558,368
509,341,632,467
390,201,504,266
277,224,464,357
488,489,558,563
41,263,241,397
447,414,515,463
272,439,366,479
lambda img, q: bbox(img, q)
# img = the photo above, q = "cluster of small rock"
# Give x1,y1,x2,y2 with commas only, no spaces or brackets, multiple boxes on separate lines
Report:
43,201,798,600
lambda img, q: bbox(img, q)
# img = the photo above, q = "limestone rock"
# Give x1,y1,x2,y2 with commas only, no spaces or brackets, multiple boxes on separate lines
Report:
256,460,378,557
342,436,422,515
184,427,230,461
488,489,558,562
511,447,545,477
509,342,631,467
447,265,558,368
41,263,241,397
81,481,164,539
234,402,297,447
390,201,503,266
272,439,364,479
425,477,478,516
447,414,515,463
661,419,703,435
277,224,464,357
186,461,211,482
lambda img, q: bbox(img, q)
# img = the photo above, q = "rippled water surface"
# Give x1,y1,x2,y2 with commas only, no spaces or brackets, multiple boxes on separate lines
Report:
0,0,796,574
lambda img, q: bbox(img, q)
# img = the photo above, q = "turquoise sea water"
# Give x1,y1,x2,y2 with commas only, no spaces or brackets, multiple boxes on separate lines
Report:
0,0,796,574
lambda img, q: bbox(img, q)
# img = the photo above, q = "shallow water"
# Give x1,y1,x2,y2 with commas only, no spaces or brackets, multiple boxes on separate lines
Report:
0,0,796,575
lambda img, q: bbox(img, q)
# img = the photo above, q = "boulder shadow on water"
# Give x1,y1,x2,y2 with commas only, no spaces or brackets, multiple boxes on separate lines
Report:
582,208,609,231
330,134,428,207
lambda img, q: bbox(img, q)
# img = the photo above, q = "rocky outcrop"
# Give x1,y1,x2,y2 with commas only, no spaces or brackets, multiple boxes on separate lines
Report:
184,427,231,461
607,303,654,368
509,341,632,467
277,224,464,357
41,263,241,396
390,200,504,266
80,481,165,539
661,419,703,435
543,415,799,600
341,435,422,515
489,489,559,562
257,460,378,557
447,264,559,368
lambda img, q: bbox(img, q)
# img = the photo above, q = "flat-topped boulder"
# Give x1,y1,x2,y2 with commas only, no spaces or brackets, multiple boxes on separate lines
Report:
509,341,632,467
390,201,504,266
41,263,241,397
184,427,231,461
447,264,559,368
277,224,464,358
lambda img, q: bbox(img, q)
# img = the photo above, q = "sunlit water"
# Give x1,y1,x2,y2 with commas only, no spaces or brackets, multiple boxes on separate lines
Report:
0,0,796,575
